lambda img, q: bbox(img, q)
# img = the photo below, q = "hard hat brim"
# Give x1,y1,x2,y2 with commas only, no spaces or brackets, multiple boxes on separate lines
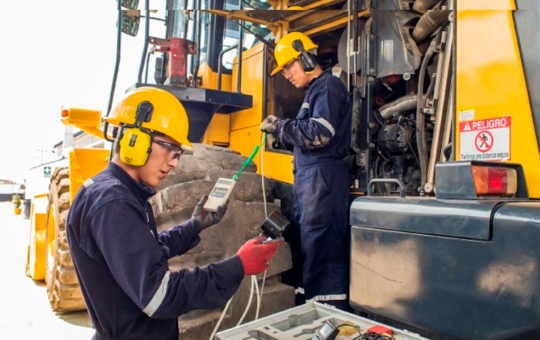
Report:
270,65,283,76
179,138,194,150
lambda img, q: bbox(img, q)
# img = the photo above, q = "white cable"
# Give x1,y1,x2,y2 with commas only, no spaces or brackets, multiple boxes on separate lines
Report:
256,269,267,320
260,269,268,304
209,296,233,340
254,270,261,320
237,275,256,326
255,134,270,321
209,134,271,339
261,135,267,218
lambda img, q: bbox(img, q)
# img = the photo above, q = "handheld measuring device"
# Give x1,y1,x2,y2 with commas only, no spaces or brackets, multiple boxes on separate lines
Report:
203,134,267,212
259,210,290,243
203,178,236,212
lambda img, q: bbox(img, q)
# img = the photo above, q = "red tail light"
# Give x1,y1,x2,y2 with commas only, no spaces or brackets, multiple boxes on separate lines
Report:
471,166,517,196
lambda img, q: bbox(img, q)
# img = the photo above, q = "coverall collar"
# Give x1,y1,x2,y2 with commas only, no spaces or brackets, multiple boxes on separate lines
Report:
107,162,156,204
306,69,331,89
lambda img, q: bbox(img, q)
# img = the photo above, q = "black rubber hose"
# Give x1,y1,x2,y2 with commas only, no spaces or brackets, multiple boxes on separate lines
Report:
412,0,442,12
137,0,150,84
105,0,123,144
379,94,419,119
412,10,450,44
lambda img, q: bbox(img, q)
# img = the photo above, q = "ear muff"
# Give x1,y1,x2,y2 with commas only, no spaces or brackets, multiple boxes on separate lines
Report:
292,39,316,74
119,127,152,166
117,101,154,166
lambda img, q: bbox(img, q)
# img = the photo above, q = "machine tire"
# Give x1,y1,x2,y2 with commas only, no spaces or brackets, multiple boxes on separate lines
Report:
151,144,295,339
45,167,86,312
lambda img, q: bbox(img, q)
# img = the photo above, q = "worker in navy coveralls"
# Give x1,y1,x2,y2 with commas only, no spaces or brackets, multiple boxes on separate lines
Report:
67,87,282,340
261,32,352,310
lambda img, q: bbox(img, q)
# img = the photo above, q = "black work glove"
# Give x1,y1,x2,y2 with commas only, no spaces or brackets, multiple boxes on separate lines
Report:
192,195,228,230
260,115,278,133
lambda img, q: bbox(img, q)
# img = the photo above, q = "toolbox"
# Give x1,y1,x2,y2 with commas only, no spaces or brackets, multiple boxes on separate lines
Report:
216,301,430,340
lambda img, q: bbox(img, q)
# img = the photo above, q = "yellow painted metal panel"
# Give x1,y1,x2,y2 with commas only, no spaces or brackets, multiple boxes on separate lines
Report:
231,43,265,131
61,107,107,139
230,126,294,185
457,0,515,10
230,126,264,166
456,9,540,197
198,62,232,92
26,195,48,281
69,149,110,201
198,62,233,146
261,150,294,185
27,214,46,280
203,113,231,146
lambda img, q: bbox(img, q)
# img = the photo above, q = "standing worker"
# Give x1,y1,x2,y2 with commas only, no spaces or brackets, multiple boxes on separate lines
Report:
260,32,352,310
67,87,282,340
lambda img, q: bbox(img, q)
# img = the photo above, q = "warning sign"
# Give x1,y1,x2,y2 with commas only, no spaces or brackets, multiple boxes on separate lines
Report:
459,117,511,161
475,131,493,152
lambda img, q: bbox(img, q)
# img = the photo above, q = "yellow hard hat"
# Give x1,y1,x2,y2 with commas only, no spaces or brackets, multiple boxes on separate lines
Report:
287,6,304,10
271,32,318,76
105,87,193,149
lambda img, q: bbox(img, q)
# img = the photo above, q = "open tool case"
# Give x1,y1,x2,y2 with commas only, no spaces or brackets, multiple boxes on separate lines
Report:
216,301,430,340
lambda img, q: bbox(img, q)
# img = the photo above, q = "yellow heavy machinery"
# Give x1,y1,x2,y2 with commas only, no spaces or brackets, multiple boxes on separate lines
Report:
26,0,540,338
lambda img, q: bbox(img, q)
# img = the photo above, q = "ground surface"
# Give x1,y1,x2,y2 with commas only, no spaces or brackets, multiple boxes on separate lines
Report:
0,202,94,340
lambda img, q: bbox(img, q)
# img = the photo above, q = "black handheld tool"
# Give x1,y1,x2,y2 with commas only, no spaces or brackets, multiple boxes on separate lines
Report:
259,210,290,243
312,320,339,340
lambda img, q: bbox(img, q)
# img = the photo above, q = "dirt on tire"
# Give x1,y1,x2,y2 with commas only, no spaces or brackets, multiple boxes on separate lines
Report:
45,167,86,312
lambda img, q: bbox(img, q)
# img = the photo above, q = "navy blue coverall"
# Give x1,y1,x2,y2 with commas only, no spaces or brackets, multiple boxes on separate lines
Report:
66,162,244,340
273,69,351,309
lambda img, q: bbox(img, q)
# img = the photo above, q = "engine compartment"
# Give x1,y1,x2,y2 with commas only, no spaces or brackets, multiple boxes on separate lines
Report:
271,0,453,197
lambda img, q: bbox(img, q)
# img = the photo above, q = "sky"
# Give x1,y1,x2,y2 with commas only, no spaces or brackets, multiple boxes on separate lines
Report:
0,1,153,183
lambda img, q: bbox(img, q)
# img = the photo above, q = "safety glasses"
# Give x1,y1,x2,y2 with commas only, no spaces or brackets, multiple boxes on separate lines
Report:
281,59,298,75
153,139,184,159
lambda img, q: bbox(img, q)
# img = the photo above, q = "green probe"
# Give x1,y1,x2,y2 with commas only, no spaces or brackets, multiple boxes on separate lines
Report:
232,132,267,181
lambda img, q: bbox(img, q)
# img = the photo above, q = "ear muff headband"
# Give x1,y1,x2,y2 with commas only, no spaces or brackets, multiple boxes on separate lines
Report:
118,101,154,166
292,39,316,74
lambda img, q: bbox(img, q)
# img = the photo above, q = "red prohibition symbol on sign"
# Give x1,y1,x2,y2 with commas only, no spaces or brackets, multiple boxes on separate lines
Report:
475,130,493,153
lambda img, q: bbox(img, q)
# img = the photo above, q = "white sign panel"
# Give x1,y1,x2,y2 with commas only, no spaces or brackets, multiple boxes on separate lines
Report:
459,109,475,121
459,116,511,161
44,166,52,178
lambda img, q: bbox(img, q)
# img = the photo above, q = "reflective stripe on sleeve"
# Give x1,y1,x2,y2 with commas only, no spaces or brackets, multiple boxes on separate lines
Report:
83,178,94,188
310,117,335,136
143,271,171,317
302,102,310,109
308,294,348,302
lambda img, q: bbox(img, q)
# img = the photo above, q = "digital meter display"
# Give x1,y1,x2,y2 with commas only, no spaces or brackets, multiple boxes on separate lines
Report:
211,187,228,198
312,320,339,340
204,177,236,212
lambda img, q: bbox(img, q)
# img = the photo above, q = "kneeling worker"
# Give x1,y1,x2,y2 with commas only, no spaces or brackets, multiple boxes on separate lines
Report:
67,87,281,340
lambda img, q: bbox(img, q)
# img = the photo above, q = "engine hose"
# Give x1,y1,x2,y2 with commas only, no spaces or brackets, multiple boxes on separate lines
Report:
424,72,437,105
412,10,451,44
412,0,442,12
379,94,419,119
416,42,435,193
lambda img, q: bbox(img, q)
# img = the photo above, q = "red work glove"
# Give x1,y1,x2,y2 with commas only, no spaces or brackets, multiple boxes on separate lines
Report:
237,236,282,275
